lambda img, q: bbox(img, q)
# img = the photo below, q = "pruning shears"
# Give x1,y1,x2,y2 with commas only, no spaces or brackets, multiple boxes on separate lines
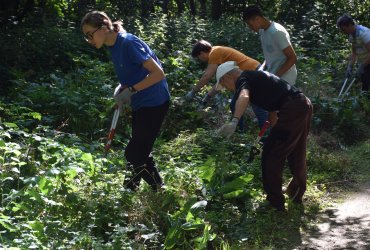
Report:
338,77,356,99
104,105,121,156
247,120,271,163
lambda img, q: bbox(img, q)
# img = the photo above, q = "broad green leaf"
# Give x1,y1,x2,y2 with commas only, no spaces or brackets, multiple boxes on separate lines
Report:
29,112,42,120
195,224,215,249
11,167,20,174
66,168,78,179
81,152,93,162
0,139,5,147
219,174,254,194
12,149,22,157
223,190,245,199
198,161,215,183
164,225,181,249
3,122,18,128
29,221,44,232
181,220,204,231
81,153,95,176
38,177,54,195
190,200,207,215
26,189,43,203
12,203,30,212
0,214,17,232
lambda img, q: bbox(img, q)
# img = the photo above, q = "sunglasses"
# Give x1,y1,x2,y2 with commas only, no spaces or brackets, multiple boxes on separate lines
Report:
84,26,102,42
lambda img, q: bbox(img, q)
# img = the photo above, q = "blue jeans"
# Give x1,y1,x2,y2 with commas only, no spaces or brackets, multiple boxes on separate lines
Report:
251,104,268,128
230,94,268,129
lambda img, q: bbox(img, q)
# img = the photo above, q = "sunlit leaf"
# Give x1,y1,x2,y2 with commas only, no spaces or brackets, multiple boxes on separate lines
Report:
3,122,18,128
29,112,42,120
11,167,20,174
164,225,181,249
38,177,54,195
219,174,254,194
223,189,245,199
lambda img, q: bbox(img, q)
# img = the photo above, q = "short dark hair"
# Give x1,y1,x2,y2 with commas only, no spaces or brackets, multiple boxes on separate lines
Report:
242,5,264,21
336,14,355,27
191,40,212,58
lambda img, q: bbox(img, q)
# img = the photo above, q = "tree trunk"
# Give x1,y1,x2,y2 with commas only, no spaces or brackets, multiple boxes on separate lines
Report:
211,0,222,20
175,0,185,15
199,0,207,17
189,0,196,15
77,0,95,18
0,0,20,25
141,0,154,18
161,0,170,14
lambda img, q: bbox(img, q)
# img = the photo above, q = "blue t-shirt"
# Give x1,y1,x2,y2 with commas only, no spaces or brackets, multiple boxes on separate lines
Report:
107,32,170,111
349,25,370,63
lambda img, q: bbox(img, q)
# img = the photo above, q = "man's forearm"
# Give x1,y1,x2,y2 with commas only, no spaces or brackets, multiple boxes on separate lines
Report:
193,75,212,92
233,95,249,119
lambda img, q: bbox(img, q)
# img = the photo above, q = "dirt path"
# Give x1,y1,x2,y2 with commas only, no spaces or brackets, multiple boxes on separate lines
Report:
299,182,370,249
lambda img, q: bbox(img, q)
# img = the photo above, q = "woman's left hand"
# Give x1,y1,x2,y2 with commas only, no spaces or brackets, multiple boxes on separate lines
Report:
114,84,133,106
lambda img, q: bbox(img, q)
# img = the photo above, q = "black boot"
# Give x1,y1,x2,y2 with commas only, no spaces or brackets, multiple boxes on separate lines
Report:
124,163,141,191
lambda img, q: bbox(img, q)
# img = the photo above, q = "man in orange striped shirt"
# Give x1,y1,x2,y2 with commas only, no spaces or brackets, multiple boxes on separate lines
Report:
186,39,267,129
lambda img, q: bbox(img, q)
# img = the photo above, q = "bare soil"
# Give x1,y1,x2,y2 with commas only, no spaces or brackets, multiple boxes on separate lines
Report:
298,182,370,250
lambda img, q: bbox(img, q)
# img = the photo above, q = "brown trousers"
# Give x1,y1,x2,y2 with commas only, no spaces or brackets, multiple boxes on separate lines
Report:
262,94,313,208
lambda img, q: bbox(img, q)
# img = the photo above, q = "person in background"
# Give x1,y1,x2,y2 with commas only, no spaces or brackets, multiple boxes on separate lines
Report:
243,5,298,126
216,61,312,211
81,11,170,191
185,39,268,129
337,14,370,98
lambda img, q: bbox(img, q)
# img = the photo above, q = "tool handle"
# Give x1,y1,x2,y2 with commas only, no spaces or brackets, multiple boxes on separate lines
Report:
258,121,271,138
104,107,120,154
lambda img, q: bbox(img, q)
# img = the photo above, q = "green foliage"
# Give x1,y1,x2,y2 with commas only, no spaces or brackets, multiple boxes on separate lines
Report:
1,3,370,249
312,96,370,145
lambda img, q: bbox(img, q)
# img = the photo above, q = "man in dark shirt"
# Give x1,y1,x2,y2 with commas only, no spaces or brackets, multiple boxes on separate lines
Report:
216,61,313,211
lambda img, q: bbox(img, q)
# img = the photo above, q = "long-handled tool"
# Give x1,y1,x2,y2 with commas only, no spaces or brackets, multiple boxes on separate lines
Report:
338,78,349,97
104,105,120,156
247,120,271,163
340,78,356,98
338,77,356,98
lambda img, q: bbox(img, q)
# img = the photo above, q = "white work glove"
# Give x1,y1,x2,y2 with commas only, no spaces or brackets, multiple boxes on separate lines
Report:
113,84,133,106
217,117,239,139
346,64,353,78
185,89,196,101
356,63,365,79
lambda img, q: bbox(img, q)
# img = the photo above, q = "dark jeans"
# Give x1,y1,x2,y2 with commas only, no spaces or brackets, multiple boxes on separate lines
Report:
360,63,370,92
124,101,169,191
230,94,268,130
261,94,312,209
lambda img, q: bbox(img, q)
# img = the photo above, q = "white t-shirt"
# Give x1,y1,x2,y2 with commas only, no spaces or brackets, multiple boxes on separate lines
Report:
259,22,297,85
349,24,370,63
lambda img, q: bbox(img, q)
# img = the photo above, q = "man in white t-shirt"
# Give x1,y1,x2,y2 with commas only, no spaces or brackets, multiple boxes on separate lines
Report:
337,14,370,98
242,5,297,85
242,5,298,126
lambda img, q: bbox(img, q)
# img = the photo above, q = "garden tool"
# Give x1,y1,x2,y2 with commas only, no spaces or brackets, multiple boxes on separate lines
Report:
104,105,120,156
338,77,356,98
247,120,271,163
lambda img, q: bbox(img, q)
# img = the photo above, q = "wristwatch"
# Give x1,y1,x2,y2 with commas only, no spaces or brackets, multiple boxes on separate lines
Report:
128,86,138,94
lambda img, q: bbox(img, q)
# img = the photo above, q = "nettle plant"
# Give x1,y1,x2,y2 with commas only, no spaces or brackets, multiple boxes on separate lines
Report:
0,118,136,248
312,95,370,145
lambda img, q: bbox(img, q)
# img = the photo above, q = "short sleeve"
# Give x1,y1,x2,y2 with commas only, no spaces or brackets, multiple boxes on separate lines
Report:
274,30,291,51
236,74,251,91
126,37,151,65
361,30,370,44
